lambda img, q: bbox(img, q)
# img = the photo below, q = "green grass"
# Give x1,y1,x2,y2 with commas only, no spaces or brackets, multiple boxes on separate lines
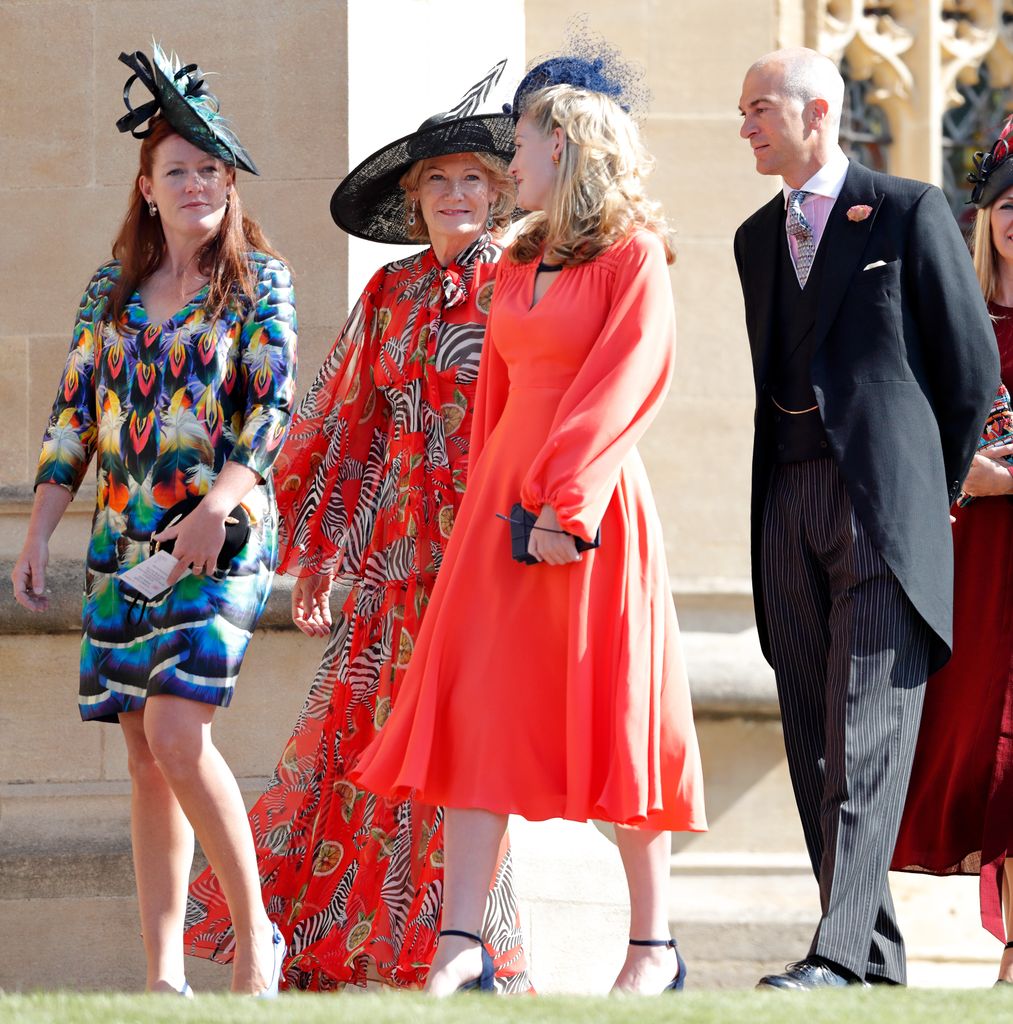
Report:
1,990,1011,1024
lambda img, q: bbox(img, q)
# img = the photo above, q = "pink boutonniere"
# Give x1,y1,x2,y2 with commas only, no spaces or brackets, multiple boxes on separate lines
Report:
847,204,873,222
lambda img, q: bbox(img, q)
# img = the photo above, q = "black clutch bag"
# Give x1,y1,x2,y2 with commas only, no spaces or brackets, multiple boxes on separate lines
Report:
150,494,252,573
120,495,253,622
503,502,601,565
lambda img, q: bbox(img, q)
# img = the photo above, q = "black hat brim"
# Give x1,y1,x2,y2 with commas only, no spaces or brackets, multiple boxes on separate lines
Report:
150,62,259,175
330,113,515,244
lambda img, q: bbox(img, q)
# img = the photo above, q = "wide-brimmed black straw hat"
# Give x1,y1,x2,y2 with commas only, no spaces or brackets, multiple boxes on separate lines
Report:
330,60,514,244
116,42,258,175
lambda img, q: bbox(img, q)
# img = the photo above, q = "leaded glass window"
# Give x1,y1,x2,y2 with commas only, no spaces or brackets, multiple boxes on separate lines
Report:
839,56,892,174
942,60,1013,230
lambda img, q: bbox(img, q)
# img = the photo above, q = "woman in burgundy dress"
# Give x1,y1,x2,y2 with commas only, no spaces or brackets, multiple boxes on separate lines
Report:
892,122,1013,985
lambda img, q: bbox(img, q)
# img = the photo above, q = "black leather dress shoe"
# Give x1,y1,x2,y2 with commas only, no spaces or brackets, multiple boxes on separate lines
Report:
757,957,867,991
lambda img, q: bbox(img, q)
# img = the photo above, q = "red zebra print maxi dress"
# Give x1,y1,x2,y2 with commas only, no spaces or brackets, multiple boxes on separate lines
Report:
183,236,530,991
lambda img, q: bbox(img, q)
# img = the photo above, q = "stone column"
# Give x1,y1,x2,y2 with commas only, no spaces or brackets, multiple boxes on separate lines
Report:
890,0,945,183
344,0,524,300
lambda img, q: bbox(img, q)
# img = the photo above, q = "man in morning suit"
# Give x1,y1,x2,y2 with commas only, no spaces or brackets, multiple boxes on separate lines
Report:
734,47,999,989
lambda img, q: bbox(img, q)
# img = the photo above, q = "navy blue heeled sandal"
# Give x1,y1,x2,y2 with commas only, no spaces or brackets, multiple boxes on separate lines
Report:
438,928,496,993
629,937,687,992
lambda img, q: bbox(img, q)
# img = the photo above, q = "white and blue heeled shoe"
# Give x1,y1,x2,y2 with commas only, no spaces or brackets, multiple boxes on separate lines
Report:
254,922,286,999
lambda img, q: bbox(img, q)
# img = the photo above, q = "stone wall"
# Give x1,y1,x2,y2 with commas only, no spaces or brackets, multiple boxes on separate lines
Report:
0,0,349,506
526,1,795,582
0,0,785,580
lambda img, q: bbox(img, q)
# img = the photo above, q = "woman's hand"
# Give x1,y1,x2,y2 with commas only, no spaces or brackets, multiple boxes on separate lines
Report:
527,505,581,566
11,483,72,612
154,502,228,585
961,444,1013,498
12,537,51,612
154,464,260,585
291,573,334,637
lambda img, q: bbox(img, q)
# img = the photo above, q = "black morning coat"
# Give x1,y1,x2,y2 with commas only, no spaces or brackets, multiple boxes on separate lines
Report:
734,159,1000,674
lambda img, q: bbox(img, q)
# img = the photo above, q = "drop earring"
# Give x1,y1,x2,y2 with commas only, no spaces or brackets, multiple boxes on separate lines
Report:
486,209,494,230
407,201,417,227
148,201,158,217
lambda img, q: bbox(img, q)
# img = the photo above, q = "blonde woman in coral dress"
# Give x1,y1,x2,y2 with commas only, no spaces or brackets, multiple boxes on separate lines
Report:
353,51,706,997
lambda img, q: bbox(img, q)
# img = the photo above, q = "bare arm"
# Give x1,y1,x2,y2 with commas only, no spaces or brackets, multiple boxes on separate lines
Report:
11,483,74,612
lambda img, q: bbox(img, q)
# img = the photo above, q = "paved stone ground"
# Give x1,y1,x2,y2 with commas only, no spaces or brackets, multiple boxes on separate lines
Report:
509,819,1005,994
1,614,1004,995
0,811,1003,994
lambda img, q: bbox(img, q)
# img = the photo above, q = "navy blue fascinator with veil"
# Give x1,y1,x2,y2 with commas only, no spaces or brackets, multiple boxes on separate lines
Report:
506,15,649,122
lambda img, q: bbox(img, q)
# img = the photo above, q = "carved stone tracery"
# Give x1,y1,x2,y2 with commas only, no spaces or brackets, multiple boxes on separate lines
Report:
820,0,914,104
813,1,1013,205
941,0,998,108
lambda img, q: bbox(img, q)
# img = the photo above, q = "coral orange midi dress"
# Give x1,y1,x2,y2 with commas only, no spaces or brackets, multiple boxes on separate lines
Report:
353,230,706,830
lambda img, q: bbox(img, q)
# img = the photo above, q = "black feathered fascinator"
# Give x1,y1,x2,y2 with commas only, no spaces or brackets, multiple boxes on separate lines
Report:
968,116,1013,208
116,42,258,175
329,60,514,245
506,15,649,123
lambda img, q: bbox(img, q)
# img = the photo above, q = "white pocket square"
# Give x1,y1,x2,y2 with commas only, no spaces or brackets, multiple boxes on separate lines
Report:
863,260,887,271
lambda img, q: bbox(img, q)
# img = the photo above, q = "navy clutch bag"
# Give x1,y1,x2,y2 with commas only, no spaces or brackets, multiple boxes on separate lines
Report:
503,502,601,565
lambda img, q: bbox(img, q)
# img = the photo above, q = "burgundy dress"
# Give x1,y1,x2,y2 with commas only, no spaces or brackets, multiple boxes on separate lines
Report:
891,302,1013,942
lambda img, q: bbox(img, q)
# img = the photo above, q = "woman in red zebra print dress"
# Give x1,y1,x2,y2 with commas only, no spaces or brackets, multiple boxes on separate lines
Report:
184,66,531,991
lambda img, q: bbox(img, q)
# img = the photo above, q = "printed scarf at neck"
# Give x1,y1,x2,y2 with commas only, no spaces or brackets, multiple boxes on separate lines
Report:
377,234,500,570
273,233,500,579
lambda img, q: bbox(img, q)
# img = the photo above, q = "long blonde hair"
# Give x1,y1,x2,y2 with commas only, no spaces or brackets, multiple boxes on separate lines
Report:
970,206,999,303
510,84,674,266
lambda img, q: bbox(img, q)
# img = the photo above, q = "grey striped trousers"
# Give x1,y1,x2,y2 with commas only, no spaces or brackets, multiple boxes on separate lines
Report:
761,458,930,984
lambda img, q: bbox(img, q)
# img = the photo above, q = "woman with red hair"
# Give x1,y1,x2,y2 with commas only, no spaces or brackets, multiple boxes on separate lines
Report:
11,45,297,996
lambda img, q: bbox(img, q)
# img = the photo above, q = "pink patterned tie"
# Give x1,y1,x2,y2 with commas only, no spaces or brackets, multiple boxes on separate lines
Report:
786,189,815,287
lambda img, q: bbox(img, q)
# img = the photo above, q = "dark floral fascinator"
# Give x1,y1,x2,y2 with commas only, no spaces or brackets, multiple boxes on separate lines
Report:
507,15,649,123
968,116,1013,208
330,59,514,245
116,42,258,175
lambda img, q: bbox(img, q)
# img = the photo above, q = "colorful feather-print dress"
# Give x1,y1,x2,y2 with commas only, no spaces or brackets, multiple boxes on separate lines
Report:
184,237,529,991
35,253,297,722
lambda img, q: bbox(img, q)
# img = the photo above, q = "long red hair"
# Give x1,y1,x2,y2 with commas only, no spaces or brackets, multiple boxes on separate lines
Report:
110,116,283,322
